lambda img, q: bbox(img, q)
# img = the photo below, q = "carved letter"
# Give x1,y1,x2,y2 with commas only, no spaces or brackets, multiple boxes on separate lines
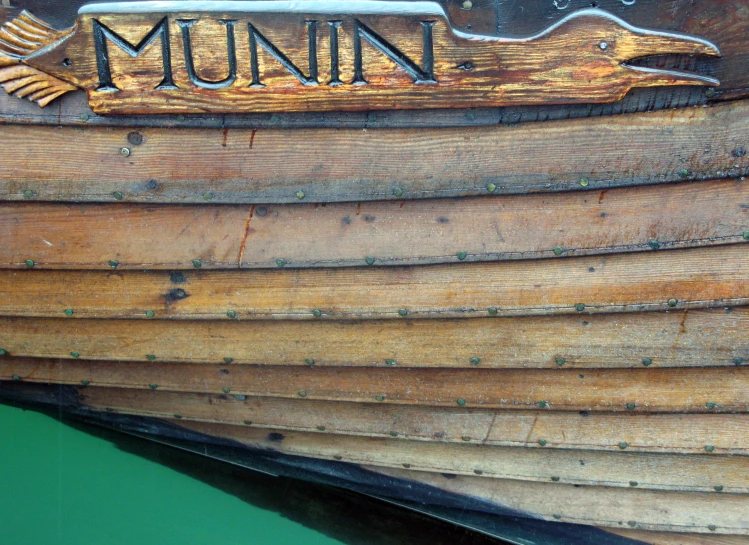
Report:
178,19,237,90
248,21,319,87
352,20,436,85
93,17,177,92
327,21,343,87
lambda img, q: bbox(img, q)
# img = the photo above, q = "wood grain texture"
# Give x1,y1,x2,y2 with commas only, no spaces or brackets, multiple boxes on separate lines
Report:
369,466,749,534
2,179,748,269
171,420,749,494
605,529,749,545
2,307,746,369
0,245,746,320
75,387,749,455
2,100,748,203
3,358,748,412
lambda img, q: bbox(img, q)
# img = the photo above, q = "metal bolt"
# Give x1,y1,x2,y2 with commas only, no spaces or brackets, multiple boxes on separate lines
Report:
538,439,548,446
456,398,466,406
298,391,308,397
398,309,408,317
365,256,375,265
71,352,80,358
626,402,636,411
203,192,213,201
706,401,717,409
462,0,473,9
487,183,497,193
575,303,586,312
619,442,629,449
553,246,565,256
109,260,119,269
551,476,560,482
64,309,74,316
226,310,236,319
556,357,566,367
714,485,723,493
25,260,35,268
120,147,131,157
470,357,480,365
113,192,124,200
488,307,498,316
312,309,322,318
23,190,34,199
296,191,305,200
149,384,158,389
276,258,287,268
192,259,202,268
648,239,661,250
390,431,398,437
224,357,234,364
667,298,678,308
393,188,404,197
642,358,653,367
461,436,471,442
375,395,385,401
385,359,396,366
457,251,467,261
537,401,549,408
305,358,315,366
579,178,589,187
222,387,230,393
146,355,156,361
81,380,90,386
145,310,155,318
705,445,715,453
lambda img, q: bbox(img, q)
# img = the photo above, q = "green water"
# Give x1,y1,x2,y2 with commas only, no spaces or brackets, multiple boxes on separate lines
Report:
0,404,344,545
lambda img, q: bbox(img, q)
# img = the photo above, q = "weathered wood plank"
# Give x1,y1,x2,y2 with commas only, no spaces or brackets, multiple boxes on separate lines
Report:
605,529,749,545
2,307,746,369
74,387,749,455
1,245,746,320
170,419,749,494
2,101,748,204
3,359,748,412
370,466,749,534
3,179,748,269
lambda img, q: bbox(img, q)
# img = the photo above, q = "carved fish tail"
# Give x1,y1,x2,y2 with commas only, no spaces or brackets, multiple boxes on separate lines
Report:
0,11,77,107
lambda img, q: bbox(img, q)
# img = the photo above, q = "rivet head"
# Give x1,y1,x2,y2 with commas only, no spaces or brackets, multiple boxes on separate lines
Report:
64,309,74,316
470,357,480,366
553,246,565,256
575,303,586,312
23,189,35,199
276,258,287,268
192,259,202,269
734,357,745,366
365,256,375,265
375,395,385,401
120,147,131,157
398,309,408,317
579,178,589,187
298,391,308,398
627,521,637,528
109,260,119,269
456,398,467,406
305,358,315,366
174,414,183,419
551,476,560,482
705,445,715,453
626,402,636,410
537,401,549,408
234,395,246,402
224,357,234,364
385,359,396,366
461,436,471,442
486,183,497,193
706,401,718,409
667,298,678,308
552,514,562,520
146,354,156,361
462,0,472,9
555,357,566,367
113,191,124,200
312,309,322,318
619,442,629,449
402,463,411,468
642,358,653,367
393,188,404,197
12,375,21,381
390,431,398,437
744,231,749,241
25,260,35,268
226,310,236,319
708,524,717,531
295,191,305,200
678,169,690,178
0,349,6,356
538,439,547,446
488,307,498,316
145,310,155,318
80,380,90,386
244,420,253,425
222,387,230,394
473,469,483,475
333,455,343,460
149,384,158,389
203,192,213,201
70,351,80,358
648,239,661,250
714,485,723,492
317,425,326,431
629,481,638,487
457,251,467,261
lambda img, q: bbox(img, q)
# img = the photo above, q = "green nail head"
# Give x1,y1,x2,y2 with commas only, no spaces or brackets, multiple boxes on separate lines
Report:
64,309,74,316
146,354,156,361
626,402,636,411
12,375,21,381
393,188,404,197
145,310,155,318
642,358,653,367
70,352,80,358
470,357,480,365
619,442,629,449
0,349,6,356
192,259,202,268
457,251,467,261
385,359,396,366
553,246,564,256
109,260,119,269
456,398,466,406
667,298,678,308
226,310,236,319
706,401,718,409
398,309,408,317
25,260,35,268
149,384,158,390
23,190,35,199
488,307,498,316
296,191,305,200
305,358,315,366
312,309,322,318
705,445,715,453
224,357,234,364
487,183,497,193
81,380,90,386
276,258,287,268
222,387,231,394
537,401,549,408
744,231,749,241
575,303,586,312
538,439,547,447
365,256,375,265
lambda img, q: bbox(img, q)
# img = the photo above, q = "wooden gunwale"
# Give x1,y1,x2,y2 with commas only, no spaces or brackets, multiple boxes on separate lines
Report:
1,178,748,269
605,528,749,544
3,358,748,412
0,245,747,320
1,100,748,204
1,307,746,368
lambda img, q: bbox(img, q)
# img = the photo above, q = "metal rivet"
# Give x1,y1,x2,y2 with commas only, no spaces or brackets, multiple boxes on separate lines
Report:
457,251,467,261
120,147,131,157
244,420,253,425
385,359,396,366
113,191,124,200
234,395,246,401
365,256,375,265
25,260,35,268
0,349,6,356
224,357,234,364
706,401,717,409
192,259,202,268
203,192,213,201
667,298,678,308
398,309,408,317
626,402,636,410
575,303,585,312
472,469,483,475
627,521,637,528
551,476,560,482
708,525,717,531
109,260,119,269
457,398,466,406
579,178,589,187
317,425,326,431
629,481,638,487
146,355,156,361
12,375,21,381
298,391,308,397
553,246,565,256
599,41,608,50
642,358,653,367
537,401,549,408
462,0,473,9
270,114,280,124
470,357,480,365
705,445,715,453
23,189,34,199
79,113,89,121
714,485,723,493
552,514,562,520
648,239,661,250
734,357,745,366
556,357,566,367
149,384,158,389
64,309,74,316
276,258,287,268
402,463,411,468
305,358,315,366
81,380,90,386
375,395,385,401
226,310,236,319
488,307,498,316
174,414,182,419
295,191,305,200
145,310,155,318
619,442,629,449
70,352,80,358
222,387,230,393
538,439,548,446
312,309,322,318
390,431,398,437
744,231,749,241
333,455,343,460
392,188,405,199
487,183,497,193
678,169,690,178
461,436,471,442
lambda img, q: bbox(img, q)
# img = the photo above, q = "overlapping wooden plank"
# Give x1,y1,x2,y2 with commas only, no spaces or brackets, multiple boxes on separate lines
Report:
2,179,748,269
605,529,749,545
369,466,749,534
0,245,746,320
169,419,749,494
73,387,749,455
2,307,746,369
3,358,748,412
1,101,748,203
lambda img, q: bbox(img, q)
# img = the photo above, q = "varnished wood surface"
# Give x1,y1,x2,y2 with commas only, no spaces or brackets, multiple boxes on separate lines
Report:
2,179,748,269
2,307,745,369
3,358,748,412
172,419,749,494
606,529,749,545
72,387,749,455
2,101,748,203
369,466,749,534
0,245,746,320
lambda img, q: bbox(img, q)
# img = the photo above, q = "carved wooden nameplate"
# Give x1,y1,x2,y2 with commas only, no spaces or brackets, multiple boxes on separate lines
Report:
0,1,720,114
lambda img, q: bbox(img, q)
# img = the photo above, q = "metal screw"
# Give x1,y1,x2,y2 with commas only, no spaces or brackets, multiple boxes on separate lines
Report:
305,358,315,366
667,298,678,308
487,183,497,193
393,188,404,197
470,357,480,366
113,192,124,200
146,355,156,361
222,387,230,393
575,303,586,312
70,352,80,358
109,260,119,269
296,191,305,200
145,310,155,318
556,357,566,367
203,192,213,201
149,384,158,389
23,190,34,199
64,309,74,316
120,147,131,157
224,357,234,364
25,260,35,268
642,358,653,367
385,359,396,366
626,402,636,410
276,258,287,268
537,401,549,408
579,178,589,187
538,439,548,446
457,398,466,406
226,310,236,319
553,246,565,256
457,251,467,261
298,391,308,397
312,309,322,318
192,259,202,268
488,307,498,316
619,442,629,449
705,445,715,452
706,401,717,409
365,256,375,265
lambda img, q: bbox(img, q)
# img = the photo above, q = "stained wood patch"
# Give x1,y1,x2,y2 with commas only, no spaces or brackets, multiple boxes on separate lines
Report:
1,307,746,369
1,101,748,203
74,387,749,455
2,179,748,269
0,245,747,320
605,529,749,545
172,420,749,494
370,466,749,534
0,5,719,113
3,358,748,412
